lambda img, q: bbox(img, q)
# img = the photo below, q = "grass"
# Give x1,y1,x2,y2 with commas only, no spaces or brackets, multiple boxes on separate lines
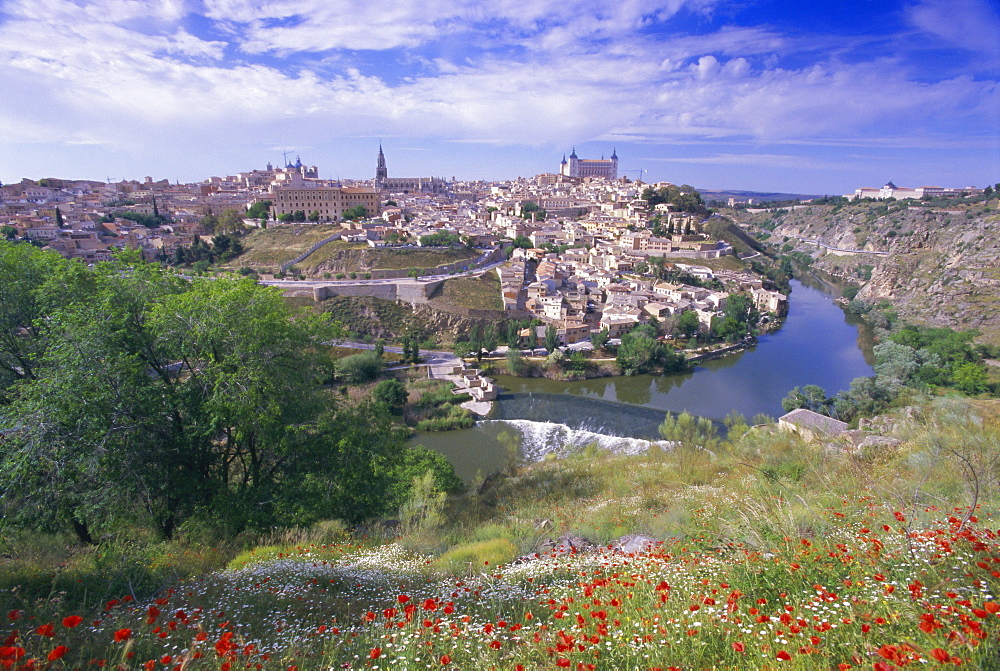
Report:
3,397,998,669
429,273,504,311
225,224,344,267
299,243,478,274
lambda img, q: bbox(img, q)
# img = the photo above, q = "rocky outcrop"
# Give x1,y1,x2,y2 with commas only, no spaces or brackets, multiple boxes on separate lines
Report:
513,533,663,564
733,200,1000,339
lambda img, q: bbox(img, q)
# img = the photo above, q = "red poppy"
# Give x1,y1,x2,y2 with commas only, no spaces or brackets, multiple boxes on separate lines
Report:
114,629,132,642
931,648,950,663
62,616,83,629
36,624,56,637
48,646,69,662
369,647,381,659
776,650,792,661
397,594,410,604
555,660,570,668
732,642,746,653
440,654,451,665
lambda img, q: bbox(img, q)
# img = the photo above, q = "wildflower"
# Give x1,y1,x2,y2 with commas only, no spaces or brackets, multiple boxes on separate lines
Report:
440,654,451,665
62,616,83,628
36,624,55,637
48,646,69,661
732,642,745,653
931,648,950,663
369,647,382,659
114,629,132,642
776,650,792,661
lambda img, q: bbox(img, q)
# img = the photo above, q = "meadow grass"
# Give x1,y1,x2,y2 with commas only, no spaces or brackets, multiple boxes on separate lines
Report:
2,398,998,669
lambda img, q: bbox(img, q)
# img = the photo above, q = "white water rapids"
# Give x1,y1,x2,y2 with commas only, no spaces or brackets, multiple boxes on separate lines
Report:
482,419,673,461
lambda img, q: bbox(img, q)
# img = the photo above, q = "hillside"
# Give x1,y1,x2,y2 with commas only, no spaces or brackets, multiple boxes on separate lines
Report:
730,197,1000,342
225,224,343,268
4,398,998,668
224,227,479,276
299,242,478,276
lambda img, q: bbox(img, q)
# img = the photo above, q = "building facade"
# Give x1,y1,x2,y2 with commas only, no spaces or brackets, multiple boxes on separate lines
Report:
374,146,449,194
270,185,381,220
559,148,618,180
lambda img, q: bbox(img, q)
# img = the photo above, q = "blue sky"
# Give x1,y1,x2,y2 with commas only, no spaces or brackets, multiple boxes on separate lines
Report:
0,0,997,194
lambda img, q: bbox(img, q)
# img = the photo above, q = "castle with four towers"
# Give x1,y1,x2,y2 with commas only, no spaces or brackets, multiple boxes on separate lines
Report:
559,148,618,179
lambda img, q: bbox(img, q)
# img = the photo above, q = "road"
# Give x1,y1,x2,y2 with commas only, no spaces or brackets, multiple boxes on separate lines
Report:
259,257,505,289
329,340,461,369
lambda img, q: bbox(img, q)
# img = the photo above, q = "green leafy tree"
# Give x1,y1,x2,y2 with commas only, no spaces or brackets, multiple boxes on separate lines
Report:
1,254,421,539
781,385,831,414
952,363,988,395
216,209,246,235
342,205,368,221
0,225,15,240
246,200,271,219
336,351,383,383
674,310,700,339
617,328,660,375
591,328,611,351
372,379,408,414
544,324,560,354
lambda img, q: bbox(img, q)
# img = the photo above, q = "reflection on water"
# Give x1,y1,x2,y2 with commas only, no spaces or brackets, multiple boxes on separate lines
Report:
414,278,875,482
493,279,874,422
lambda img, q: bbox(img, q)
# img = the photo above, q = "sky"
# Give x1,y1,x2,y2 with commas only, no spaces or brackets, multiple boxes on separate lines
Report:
1,0,998,194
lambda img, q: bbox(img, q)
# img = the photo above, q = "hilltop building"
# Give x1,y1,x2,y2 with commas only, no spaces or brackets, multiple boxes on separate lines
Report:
559,148,618,180
269,183,381,221
847,181,984,201
374,146,449,194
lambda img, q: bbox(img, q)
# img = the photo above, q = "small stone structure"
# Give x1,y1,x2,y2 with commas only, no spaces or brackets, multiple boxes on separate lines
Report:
778,408,848,442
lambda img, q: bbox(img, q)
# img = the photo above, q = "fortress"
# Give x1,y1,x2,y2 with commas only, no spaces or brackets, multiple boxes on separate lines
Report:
559,148,618,180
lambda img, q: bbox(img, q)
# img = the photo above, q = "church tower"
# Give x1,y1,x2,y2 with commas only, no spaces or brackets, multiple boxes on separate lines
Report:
375,144,388,190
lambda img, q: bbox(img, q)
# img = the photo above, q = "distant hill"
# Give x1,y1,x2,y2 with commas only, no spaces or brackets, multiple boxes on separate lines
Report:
698,189,822,203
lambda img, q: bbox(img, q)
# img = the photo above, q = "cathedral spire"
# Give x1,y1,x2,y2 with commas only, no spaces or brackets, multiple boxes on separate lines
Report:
375,143,388,188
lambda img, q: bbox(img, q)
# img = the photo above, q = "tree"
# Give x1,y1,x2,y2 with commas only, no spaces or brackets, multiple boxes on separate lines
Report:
54,207,65,228
372,379,408,414
591,328,611,351
342,205,368,221
419,232,461,246
674,310,700,339
511,236,533,249
505,348,527,375
336,351,383,383
781,385,830,414
0,254,429,539
617,328,661,375
952,363,988,395
544,324,560,354
0,225,15,240
216,209,246,235
246,200,271,219
520,201,546,220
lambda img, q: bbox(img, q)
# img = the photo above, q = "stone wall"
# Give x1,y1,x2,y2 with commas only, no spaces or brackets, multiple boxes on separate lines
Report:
311,278,446,303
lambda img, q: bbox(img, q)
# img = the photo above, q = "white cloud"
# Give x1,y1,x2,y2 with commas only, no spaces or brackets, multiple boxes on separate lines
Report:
0,0,996,185
906,0,1000,60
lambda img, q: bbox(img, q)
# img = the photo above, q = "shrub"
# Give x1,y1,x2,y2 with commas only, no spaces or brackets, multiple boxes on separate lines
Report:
335,351,383,383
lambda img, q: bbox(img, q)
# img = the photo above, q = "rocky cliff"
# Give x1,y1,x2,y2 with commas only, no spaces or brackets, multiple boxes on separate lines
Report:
730,197,1000,342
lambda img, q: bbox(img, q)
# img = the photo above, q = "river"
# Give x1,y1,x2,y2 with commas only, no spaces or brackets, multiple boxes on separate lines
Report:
414,277,874,482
